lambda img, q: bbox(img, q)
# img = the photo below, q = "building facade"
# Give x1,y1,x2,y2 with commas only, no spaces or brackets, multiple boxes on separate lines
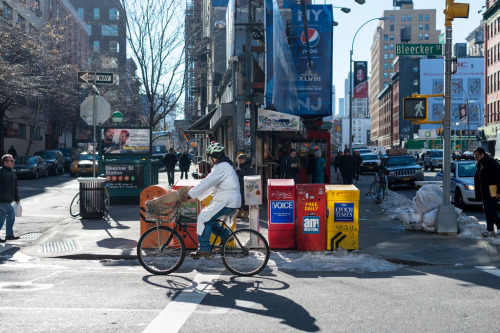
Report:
369,2,440,146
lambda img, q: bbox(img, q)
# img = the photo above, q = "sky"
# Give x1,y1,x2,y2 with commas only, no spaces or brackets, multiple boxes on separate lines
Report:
314,0,486,115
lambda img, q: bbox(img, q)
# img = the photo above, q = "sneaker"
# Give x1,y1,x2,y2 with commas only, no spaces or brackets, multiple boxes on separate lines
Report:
481,231,496,237
189,250,210,259
5,236,20,240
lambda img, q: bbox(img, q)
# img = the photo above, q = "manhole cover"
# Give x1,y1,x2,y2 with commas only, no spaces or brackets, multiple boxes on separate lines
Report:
404,247,487,261
40,240,78,254
21,233,42,240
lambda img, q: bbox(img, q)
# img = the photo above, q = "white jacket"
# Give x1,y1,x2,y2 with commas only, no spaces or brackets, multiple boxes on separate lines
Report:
188,158,241,235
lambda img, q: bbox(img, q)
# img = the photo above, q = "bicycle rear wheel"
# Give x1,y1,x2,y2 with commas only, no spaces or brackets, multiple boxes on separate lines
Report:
370,182,383,204
222,228,270,276
137,226,186,275
70,193,80,217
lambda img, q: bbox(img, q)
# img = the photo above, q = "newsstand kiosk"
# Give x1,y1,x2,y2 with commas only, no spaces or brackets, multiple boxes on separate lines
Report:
296,184,326,251
267,179,296,249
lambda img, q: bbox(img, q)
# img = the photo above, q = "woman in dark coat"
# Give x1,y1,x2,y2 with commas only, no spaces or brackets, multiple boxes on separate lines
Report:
179,151,191,180
280,149,300,184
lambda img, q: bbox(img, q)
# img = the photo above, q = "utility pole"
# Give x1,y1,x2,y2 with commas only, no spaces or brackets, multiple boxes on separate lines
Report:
436,0,469,234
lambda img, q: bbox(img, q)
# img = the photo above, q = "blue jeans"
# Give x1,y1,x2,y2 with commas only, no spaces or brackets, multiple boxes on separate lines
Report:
0,202,15,237
198,207,236,252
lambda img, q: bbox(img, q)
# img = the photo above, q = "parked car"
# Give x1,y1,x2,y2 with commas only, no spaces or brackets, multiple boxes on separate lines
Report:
423,149,443,171
379,154,424,188
359,153,380,173
435,160,480,209
34,150,65,175
13,155,49,179
59,147,77,172
70,153,98,177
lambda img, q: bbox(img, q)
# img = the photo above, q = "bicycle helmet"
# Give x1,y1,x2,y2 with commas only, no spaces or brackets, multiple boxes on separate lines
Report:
205,142,225,159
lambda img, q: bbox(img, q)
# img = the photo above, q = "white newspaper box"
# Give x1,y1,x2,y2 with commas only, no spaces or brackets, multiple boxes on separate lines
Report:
244,175,262,206
243,175,262,235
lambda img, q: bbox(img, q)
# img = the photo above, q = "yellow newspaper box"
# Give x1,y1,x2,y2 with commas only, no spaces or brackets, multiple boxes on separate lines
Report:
325,185,360,250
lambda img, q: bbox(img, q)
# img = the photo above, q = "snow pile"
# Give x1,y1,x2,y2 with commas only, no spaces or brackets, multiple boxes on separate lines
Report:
267,249,403,273
381,186,500,243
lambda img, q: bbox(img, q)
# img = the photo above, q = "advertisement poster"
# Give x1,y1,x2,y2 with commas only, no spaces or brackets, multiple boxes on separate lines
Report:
105,164,144,189
101,128,151,155
290,4,333,117
257,108,301,131
353,61,368,99
420,58,484,131
269,200,294,224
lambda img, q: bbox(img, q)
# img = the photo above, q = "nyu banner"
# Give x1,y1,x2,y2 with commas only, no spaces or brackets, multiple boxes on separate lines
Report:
291,4,333,117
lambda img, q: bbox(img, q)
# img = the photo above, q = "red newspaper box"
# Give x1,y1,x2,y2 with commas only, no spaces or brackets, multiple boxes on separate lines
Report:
267,179,296,249
296,184,326,251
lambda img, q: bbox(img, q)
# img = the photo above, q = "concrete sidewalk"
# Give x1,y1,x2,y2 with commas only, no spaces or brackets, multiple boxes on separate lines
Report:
2,175,500,267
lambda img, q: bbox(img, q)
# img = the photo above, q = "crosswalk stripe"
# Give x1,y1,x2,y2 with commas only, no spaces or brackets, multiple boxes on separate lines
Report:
142,272,220,333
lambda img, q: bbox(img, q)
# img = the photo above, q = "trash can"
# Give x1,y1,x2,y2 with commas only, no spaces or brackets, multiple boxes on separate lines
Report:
296,184,326,251
325,185,360,250
267,179,296,249
78,177,107,219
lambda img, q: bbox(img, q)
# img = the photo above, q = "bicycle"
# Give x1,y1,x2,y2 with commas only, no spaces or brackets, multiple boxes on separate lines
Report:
137,201,270,276
70,186,111,217
368,174,387,204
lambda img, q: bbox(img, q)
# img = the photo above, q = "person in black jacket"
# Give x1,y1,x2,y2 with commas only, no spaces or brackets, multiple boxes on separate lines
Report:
473,147,500,237
235,154,256,216
163,148,178,186
305,150,315,183
280,149,300,183
338,149,356,184
179,150,191,180
0,154,20,242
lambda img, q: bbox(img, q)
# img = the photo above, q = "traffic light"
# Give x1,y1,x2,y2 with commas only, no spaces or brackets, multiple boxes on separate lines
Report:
444,0,469,27
403,97,428,121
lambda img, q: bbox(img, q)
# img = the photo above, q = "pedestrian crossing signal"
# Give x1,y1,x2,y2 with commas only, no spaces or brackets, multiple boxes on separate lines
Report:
403,97,428,121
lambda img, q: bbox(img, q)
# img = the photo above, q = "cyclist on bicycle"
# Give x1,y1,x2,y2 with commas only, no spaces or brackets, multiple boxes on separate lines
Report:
182,142,241,259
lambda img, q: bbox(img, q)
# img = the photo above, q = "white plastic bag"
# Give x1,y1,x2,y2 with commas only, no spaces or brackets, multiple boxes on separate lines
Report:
13,202,22,217
413,184,443,214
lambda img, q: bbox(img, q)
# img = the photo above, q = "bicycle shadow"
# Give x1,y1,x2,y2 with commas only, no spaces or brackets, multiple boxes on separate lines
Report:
203,277,319,332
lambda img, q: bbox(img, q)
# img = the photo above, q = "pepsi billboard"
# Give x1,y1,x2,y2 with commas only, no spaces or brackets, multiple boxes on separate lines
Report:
291,5,333,117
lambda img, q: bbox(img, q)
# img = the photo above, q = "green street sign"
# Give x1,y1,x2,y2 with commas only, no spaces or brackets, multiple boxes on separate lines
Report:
438,33,445,44
396,43,443,56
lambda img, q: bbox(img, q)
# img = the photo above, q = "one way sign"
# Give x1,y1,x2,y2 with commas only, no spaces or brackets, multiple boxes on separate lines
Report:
77,71,114,85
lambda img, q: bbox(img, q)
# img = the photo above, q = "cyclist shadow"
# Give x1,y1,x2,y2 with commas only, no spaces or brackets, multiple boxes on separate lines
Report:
203,276,319,332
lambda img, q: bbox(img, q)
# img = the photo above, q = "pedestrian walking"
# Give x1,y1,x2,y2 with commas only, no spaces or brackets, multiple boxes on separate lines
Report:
235,153,255,217
179,150,191,180
312,149,326,184
305,150,315,183
354,150,363,183
163,148,178,186
0,154,20,242
280,149,300,184
7,146,17,160
473,147,500,237
338,149,355,185
334,151,343,183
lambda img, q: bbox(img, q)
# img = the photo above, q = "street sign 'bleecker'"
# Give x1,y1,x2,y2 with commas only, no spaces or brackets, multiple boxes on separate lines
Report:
396,43,442,56
77,71,114,84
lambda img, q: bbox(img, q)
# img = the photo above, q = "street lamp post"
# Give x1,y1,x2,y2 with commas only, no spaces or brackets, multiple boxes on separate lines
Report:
349,17,387,154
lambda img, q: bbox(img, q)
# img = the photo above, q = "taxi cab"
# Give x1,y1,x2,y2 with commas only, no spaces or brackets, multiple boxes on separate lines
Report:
435,160,478,209
70,153,98,177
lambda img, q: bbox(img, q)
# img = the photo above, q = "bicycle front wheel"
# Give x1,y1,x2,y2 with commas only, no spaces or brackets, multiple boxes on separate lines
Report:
370,182,383,204
70,193,80,217
137,226,186,275
222,228,270,276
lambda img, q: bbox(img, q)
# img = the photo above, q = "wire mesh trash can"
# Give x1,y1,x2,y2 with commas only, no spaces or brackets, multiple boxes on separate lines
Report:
78,177,106,219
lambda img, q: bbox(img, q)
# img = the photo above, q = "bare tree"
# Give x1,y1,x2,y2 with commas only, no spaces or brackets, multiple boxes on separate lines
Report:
0,20,79,153
121,0,187,129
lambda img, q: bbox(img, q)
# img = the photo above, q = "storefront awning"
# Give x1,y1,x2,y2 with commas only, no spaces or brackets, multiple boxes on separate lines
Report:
256,108,307,140
185,109,217,133
210,103,232,129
